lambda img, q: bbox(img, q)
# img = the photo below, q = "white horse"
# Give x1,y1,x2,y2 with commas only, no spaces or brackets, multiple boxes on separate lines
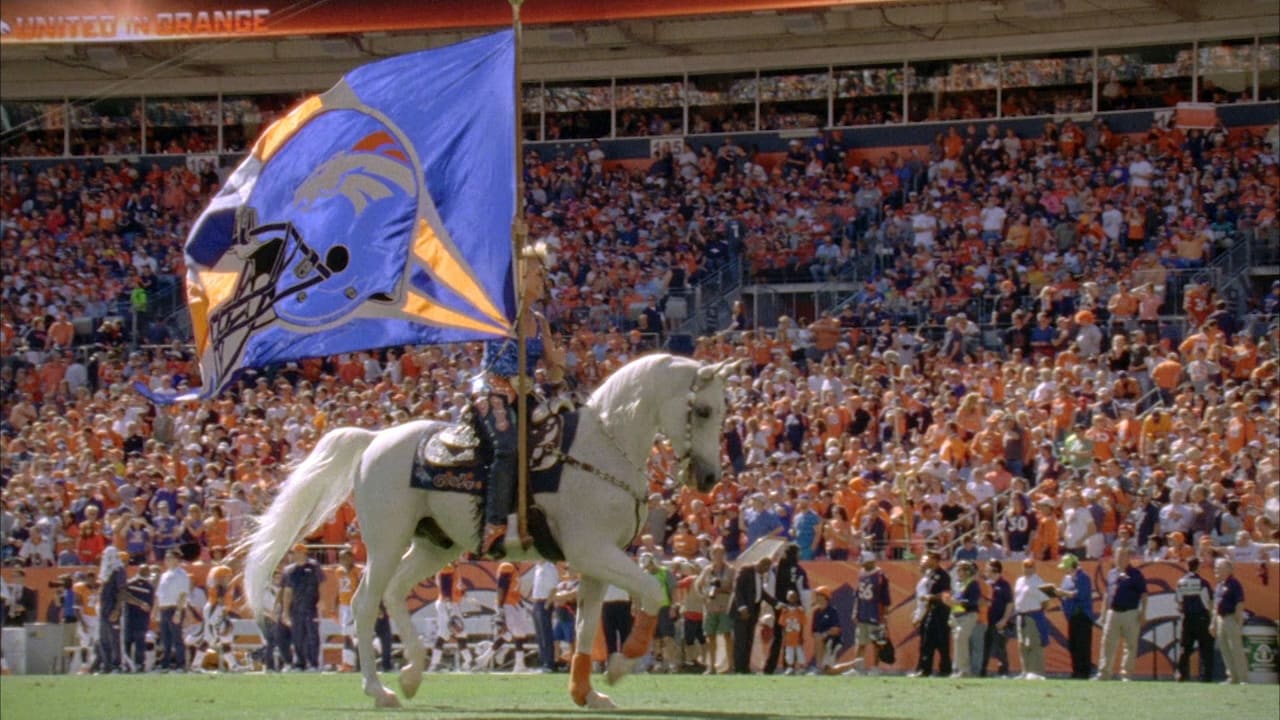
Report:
242,353,738,709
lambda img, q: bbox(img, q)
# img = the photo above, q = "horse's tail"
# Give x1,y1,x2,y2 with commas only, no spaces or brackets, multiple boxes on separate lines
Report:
240,426,376,619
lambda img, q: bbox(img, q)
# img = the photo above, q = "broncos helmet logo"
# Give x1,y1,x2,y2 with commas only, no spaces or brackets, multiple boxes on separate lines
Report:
294,135,416,215
201,127,419,381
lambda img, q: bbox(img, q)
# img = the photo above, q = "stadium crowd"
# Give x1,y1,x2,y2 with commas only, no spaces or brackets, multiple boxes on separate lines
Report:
1,106,1279,677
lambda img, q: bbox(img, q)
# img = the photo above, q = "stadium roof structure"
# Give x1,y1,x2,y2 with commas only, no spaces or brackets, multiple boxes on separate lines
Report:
0,0,1275,99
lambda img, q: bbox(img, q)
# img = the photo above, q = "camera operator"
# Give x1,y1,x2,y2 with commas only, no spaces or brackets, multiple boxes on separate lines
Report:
695,544,734,675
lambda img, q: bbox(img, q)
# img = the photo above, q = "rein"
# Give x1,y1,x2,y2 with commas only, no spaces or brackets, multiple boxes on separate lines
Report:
554,366,709,537
556,404,647,505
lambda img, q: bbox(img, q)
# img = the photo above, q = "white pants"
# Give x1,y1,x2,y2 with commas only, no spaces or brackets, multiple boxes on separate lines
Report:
502,604,533,638
784,645,805,667
436,599,462,638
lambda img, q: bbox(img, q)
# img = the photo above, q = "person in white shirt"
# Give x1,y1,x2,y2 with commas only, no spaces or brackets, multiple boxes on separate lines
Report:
1128,152,1154,191
1159,490,1195,536
18,526,55,567
966,473,998,507
1101,201,1124,243
153,549,190,671
1061,494,1097,559
1227,531,1272,564
979,198,1006,243
1012,558,1050,679
530,561,560,673
911,209,938,250
1030,370,1057,405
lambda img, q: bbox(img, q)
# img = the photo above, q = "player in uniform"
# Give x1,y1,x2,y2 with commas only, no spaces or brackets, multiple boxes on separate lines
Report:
334,548,363,671
476,562,533,672
192,564,237,671
428,561,473,672
72,573,100,673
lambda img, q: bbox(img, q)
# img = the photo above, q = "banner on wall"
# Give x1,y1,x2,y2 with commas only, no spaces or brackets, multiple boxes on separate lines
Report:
0,0,886,44
3,560,1276,677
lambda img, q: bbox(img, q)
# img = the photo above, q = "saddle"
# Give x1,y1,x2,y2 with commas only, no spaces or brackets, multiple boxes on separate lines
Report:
410,405,578,562
420,404,568,473
422,422,481,467
411,404,578,496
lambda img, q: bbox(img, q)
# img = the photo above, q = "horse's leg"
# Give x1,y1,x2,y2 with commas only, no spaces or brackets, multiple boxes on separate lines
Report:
352,552,401,708
569,576,615,710
571,545,664,686
385,538,452,700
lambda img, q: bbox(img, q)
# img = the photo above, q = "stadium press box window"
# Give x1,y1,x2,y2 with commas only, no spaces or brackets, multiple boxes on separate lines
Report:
145,97,219,155
1097,43,1194,112
758,68,830,131
544,79,611,140
835,63,908,126
0,101,66,158
1000,50,1094,117
1198,38,1257,103
687,72,758,134
1259,36,1279,102
615,76,684,138
909,57,999,123
522,84,543,142
70,98,140,156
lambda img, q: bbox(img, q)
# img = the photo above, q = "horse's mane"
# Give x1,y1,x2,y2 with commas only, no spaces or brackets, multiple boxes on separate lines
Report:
587,352,694,428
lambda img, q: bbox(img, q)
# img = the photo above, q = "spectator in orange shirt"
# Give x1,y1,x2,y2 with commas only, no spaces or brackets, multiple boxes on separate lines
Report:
1140,409,1174,456
1151,353,1183,404
1225,402,1257,455
1164,531,1194,561
1030,498,1061,561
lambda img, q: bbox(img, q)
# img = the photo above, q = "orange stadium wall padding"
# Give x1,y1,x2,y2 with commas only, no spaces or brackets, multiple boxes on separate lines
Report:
5,560,1276,677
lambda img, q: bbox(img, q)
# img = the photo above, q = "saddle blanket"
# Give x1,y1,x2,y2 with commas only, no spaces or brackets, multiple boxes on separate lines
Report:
409,411,578,496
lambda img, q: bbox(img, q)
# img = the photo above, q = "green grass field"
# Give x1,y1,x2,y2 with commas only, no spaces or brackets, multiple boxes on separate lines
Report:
1,672,1276,720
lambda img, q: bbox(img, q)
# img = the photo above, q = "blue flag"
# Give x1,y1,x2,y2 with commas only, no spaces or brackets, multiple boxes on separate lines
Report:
150,31,516,403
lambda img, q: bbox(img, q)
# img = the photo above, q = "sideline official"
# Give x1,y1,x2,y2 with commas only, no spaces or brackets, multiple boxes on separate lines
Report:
1175,557,1214,682
282,544,325,671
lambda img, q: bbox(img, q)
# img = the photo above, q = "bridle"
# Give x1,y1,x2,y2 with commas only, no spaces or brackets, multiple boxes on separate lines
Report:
556,366,715,504
675,368,716,487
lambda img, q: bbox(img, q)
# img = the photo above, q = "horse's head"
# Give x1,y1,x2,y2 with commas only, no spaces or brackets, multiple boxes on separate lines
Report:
667,357,744,493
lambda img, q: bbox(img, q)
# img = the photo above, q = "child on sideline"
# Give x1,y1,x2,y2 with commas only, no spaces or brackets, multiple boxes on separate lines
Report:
779,590,807,675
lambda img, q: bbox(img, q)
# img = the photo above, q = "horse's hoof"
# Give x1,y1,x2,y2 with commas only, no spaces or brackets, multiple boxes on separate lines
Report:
399,664,423,699
374,692,401,709
604,653,635,686
585,690,616,709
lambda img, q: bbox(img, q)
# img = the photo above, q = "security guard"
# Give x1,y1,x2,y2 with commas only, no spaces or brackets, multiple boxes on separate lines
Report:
281,544,325,671
1174,557,1214,682
123,565,155,672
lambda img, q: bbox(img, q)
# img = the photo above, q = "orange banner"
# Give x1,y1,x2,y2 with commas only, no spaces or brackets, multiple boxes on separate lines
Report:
0,0,884,44
4,560,1276,677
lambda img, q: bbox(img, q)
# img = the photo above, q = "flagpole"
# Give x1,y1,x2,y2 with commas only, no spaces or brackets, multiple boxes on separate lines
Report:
510,0,531,548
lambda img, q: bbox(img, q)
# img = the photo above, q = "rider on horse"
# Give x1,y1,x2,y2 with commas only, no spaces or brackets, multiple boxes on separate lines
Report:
474,242,566,559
